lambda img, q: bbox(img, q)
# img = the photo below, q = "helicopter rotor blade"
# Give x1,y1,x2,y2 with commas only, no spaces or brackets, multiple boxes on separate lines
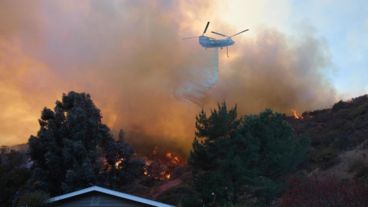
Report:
182,36,199,40
203,22,210,34
211,31,228,37
231,29,249,37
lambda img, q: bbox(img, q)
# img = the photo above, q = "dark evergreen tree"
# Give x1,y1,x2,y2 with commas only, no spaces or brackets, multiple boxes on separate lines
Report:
189,103,241,205
0,147,31,207
189,105,309,206
237,109,309,205
28,91,143,195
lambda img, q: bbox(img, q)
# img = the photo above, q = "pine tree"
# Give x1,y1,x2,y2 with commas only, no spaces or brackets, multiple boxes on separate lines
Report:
28,91,143,195
236,109,309,205
189,103,240,205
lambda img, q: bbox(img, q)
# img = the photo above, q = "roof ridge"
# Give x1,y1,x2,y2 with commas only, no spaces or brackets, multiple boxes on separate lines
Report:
48,185,174,207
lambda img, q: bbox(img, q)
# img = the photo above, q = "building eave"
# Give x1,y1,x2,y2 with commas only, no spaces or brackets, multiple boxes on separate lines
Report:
48,185,174,207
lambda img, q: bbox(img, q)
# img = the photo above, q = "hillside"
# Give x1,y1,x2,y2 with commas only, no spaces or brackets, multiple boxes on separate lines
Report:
4,95,368,206
291,95,368,149
156,95,368,204
287,95,368,170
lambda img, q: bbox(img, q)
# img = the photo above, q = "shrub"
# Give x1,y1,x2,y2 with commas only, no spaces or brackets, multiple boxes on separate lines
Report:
279,176,368,207
310,147,338,169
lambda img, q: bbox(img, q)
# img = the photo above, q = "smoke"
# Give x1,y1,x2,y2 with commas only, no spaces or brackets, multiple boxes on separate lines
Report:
0,1,336,154
209,29,336,113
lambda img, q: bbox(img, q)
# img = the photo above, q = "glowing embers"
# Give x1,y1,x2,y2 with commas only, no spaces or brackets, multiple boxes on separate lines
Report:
114,158,125,170
165,152,181,165
143,147,184,181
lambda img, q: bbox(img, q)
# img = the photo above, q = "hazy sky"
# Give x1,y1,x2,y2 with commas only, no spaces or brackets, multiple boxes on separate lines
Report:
0,0,367,151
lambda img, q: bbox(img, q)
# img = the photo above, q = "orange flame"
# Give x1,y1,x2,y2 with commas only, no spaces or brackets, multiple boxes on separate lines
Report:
165,152,182,165
291,109,303,120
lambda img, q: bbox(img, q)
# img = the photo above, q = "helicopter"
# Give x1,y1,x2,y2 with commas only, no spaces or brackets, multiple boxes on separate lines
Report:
183,22,249,57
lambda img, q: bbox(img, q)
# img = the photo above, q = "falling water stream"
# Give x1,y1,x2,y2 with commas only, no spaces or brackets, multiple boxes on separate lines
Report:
175,48,219,105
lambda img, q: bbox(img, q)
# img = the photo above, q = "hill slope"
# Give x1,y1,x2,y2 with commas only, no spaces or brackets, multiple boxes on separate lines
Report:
286,95,368,169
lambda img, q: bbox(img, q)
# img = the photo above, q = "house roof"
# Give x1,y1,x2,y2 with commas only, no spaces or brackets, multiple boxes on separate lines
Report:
48,185,175,207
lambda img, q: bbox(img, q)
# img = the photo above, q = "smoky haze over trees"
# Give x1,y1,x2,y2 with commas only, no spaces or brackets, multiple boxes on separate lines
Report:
2,92,368,206
28,91,144,195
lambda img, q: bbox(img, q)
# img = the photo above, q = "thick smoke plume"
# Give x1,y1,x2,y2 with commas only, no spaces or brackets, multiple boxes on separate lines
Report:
0,1,336,155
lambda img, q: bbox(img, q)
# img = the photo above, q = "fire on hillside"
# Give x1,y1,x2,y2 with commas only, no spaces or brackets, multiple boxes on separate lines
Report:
142,146,184,181
291,109,304,120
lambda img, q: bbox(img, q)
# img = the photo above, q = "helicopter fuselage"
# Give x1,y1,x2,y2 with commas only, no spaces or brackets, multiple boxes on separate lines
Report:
198,35,234,48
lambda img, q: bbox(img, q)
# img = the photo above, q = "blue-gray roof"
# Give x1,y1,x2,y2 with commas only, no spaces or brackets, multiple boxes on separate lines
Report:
48,186,174,207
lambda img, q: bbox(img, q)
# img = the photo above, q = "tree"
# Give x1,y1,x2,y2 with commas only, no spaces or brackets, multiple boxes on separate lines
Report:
189,103,241,205
190,103,239,173
28,91,143,195
0,147,31,206
236,110,308,205
189,105,309,206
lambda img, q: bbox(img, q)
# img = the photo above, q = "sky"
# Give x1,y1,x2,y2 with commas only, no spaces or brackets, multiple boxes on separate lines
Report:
213,0,368,96
290,0,368,97
0,0,367,153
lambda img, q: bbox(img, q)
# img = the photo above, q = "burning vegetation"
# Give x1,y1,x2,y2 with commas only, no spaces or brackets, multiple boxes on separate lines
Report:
142,146,184,181
291,109,303,120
